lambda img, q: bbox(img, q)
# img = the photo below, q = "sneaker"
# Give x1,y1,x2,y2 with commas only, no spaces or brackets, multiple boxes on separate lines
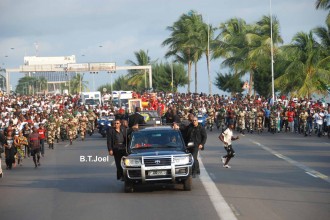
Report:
221,157,226,164
223,165,231,168
0,172,3,178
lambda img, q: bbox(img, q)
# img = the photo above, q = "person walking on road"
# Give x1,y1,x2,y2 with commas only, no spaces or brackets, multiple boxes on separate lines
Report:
218,122,239,168
185,116,207,177
107,119,128,180
29,127,41,168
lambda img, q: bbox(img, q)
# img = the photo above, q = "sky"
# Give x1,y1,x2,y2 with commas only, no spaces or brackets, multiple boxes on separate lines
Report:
0,0,328,95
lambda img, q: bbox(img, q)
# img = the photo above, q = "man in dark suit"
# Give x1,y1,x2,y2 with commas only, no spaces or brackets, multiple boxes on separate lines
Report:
128,107,146,128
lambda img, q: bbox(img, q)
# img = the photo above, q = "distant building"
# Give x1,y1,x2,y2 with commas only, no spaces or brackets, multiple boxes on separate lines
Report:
23,55,76,93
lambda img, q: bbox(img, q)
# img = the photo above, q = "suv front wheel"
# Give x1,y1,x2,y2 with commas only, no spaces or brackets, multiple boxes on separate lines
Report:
124,181,134,193
183,176,192,191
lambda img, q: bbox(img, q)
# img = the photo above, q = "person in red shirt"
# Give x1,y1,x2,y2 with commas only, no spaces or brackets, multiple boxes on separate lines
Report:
38,124,46,157
287,108,295,132
29,127,41,168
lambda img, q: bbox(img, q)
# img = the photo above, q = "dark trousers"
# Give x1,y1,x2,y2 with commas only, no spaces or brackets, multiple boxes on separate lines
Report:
31,148,41,166
188,147,200,175
40,139,45,155
113,148,126,179
223,145,235,160
265,117,270,130
5,147,16,169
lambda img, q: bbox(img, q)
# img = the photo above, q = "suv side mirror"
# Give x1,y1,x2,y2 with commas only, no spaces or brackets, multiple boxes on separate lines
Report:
187,142,194,148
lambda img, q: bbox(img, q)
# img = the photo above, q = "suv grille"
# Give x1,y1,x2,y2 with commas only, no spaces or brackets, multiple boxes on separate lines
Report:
144,157,171,166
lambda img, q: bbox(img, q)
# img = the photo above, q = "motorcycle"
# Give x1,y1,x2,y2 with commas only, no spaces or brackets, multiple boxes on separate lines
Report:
97,117,113,137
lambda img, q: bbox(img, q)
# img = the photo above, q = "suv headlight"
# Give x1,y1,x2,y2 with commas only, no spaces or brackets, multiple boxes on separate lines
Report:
173,156,190,165
123,158,142,167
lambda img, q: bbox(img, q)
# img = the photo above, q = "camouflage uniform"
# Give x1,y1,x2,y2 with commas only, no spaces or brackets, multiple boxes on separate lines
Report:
206,107,215,131
247,109,256,133
73,115,79,139
237,109,246,134
67,117,76,145
55,116,62,143
216,108,226,132
270,110,278,134
299,110,308,135
46,118,57,149
79,114,89,141
87,110,97,134
256,108,264,133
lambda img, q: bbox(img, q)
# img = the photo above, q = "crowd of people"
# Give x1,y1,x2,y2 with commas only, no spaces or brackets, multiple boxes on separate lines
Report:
0,91,329,178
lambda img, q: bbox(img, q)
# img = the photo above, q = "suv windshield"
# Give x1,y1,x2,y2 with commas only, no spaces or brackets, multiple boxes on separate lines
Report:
130,129,184,150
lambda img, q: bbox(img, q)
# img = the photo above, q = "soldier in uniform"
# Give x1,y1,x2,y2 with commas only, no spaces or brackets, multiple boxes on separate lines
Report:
46,116,57,149
55,114,62,143
216,106,226,132
247,107,256,133
299,108,308,136
270,108,278,134
67,116,76,145
87,110,97,135
206,105,215,131
79,112,89,141
237,107,246,135
256,107,264,133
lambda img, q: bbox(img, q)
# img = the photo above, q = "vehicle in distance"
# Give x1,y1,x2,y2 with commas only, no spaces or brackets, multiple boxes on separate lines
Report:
121,126,194,192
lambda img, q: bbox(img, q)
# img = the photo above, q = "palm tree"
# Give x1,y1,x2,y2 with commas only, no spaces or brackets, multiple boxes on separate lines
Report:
275,31,330,97
213,18,252,92
70,73,88,94
313,16,330,56
16,76,38,95
213,16,283,96
152,62,188,92
163,10,206,93
35,76,48,94
315,0,330,10
125,50,151,91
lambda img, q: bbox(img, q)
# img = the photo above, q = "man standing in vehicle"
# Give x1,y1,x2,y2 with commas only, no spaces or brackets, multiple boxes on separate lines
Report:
128,107,146,128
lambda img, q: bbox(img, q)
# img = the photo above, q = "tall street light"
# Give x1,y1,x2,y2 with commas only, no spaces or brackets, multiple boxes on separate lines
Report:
207,21,212,95
270,0,275,104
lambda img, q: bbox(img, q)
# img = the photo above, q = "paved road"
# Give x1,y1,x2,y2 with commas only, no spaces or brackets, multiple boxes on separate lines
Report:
0,129,329,220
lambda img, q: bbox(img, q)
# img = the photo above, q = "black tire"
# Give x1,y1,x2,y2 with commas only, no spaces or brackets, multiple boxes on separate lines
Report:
124,181,134,193
183,176,192,191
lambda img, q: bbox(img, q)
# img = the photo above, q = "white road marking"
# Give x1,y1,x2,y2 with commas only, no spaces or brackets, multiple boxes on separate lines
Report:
111,161,115,166
199,157,238,220
64,143,70,148
250,139,330,184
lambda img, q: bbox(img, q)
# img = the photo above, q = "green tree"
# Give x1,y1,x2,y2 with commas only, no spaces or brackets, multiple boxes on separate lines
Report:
152,62,189,92
315,0,330,10
214,71,243,95
125,50,151,91
69,73,88,94
213,16,282,96
275,31,330,97
111,76,132,91
163,11,206,93
16,76,45,95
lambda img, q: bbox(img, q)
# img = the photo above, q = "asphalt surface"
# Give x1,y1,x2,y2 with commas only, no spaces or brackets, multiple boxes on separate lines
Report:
0,128,329,220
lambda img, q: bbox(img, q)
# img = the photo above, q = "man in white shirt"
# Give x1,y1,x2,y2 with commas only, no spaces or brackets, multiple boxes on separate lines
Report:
314,109,324,137
218,122,239,168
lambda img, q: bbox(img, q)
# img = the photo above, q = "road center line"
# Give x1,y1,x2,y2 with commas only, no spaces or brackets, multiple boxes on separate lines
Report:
249,139,330,184
199,156,238,220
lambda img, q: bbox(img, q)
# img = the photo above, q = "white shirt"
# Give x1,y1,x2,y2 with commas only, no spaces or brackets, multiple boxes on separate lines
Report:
314,112,324,125
222,128,233,146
